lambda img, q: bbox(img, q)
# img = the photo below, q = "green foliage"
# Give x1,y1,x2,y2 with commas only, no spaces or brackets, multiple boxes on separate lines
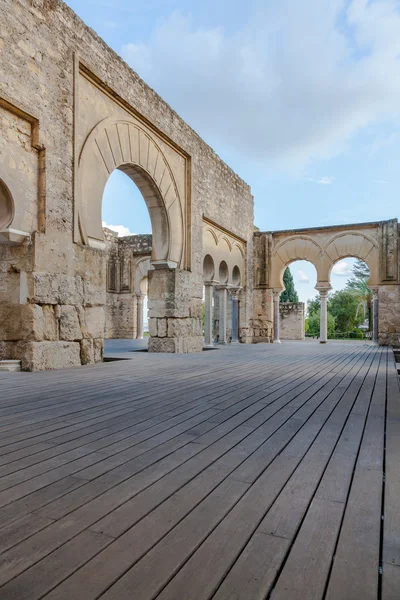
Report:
306,309,335,337
307,296,321,317
345,259,372,330
280,268,299,303
328,289,363,332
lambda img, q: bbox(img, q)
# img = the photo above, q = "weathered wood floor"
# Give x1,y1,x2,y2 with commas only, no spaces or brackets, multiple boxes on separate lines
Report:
0,342,399,599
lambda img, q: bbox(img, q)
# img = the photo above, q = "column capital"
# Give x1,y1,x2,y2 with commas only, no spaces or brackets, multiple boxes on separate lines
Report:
315,282,332,297
230,286,242,299
204,279,219,286
272,289,283,300
215,284,231,291
369,285,379,297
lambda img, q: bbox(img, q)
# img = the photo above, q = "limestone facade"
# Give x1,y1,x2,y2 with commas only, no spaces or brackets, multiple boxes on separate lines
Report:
0,0,254,369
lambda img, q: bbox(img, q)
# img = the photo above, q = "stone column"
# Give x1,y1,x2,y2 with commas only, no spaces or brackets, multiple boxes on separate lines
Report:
136,293,144,340
273,290,281,343
231,287,241,343
132,294,138,339
217,285,228,344
318,289,329,344
203,281,215,348
371,287,379,343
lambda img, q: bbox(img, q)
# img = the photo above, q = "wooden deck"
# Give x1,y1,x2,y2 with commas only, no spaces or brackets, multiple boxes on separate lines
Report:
0,342,399,599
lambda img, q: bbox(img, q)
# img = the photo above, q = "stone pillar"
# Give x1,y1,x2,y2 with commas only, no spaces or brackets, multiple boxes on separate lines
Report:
147,268,203,353
132,294,138,339
217,285,228,344
203,281,216,348
273,290,281,343
371,287,379,344
318,289,329,344
231,288,241,343
136,293,144,340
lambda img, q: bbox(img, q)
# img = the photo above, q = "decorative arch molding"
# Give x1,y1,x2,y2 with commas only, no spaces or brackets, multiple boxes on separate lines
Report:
273,235,322,257
219,235,232,252
323,231,378,262
233,243,245,258
204,227,219,246
202,217,246,286
76,116,186,268
273,237,322,271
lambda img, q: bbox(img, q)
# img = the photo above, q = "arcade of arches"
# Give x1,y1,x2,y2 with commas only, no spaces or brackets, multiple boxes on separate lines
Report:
1,0,400,370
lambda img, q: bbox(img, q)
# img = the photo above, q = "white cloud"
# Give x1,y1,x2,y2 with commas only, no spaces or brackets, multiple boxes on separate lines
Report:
122,1,400,168
297,269,310,283
102,221,134,237
332,260,352,276
307,176,334,185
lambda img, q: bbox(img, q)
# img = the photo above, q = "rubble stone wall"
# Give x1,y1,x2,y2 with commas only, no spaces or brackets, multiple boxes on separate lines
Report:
279,302,305,341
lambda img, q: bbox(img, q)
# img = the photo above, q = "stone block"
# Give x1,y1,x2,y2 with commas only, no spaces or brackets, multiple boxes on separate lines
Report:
0,304,44,341
148,337,179,353
83,280,106,307
19,341,81,371
32,273,84,306
157,318,167,337
80,338,94,365
42,305,58,341
59,306,82,341
93,338,104,363
148,335,203,353
84,307,105,339
148,317,158,337
0,341,13,360
167,318,193,338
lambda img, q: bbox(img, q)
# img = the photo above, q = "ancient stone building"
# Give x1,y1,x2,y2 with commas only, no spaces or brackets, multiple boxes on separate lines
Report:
253,220,400,345
0,0,254,370
1,1,400,370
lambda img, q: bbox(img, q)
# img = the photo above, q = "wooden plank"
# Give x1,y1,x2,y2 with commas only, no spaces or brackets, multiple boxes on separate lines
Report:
382,563,400,600
383,349,400,568
0,342,386,600
269,498,344,600
212,533,290,600
324,469,382,600
98,456,299,600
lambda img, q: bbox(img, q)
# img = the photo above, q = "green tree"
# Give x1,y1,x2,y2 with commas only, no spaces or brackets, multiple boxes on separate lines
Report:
280,268,299,303
346,259,372,330
307,296,321,317
328,289,363,333
306,309,335,337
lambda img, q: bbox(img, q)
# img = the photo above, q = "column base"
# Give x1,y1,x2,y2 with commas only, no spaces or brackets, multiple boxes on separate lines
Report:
231,340,240,344
273,339,281,344
319,340,327,344
218,341,228,345
203,343,215,349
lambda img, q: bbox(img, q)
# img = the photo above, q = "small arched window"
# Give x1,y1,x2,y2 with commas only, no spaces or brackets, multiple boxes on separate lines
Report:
0,179,14,230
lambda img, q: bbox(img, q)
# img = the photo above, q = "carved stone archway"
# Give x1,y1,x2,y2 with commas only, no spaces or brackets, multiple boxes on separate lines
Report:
76,117,184,269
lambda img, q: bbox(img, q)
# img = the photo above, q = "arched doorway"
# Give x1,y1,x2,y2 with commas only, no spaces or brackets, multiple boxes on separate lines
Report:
103,170,152,345
75,117,202,354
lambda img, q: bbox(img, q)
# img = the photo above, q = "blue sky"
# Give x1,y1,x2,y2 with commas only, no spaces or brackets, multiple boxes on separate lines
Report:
68,0,400,303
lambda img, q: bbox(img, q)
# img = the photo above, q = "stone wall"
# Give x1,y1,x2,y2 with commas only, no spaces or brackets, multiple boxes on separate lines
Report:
378,285,400,346
0,0,254,369
104,229,150,339
279,302,305,341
